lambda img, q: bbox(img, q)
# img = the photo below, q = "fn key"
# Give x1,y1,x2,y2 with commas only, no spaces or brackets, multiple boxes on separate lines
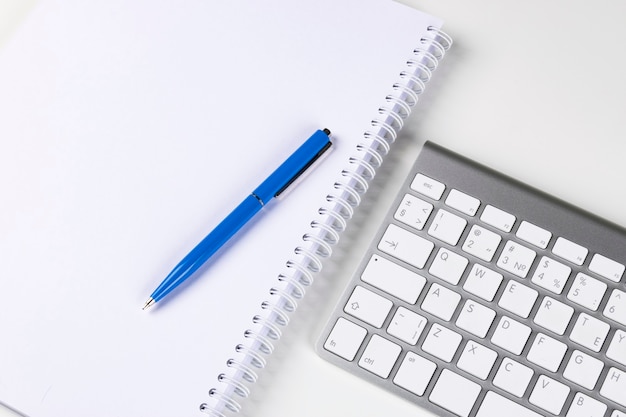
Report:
324,318,367,361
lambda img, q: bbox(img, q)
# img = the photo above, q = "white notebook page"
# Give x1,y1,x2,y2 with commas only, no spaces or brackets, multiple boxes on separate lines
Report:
0,1,441,416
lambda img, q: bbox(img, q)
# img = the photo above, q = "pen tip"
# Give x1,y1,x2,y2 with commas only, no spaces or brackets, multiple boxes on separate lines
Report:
142,298,155,310
322,128,331,136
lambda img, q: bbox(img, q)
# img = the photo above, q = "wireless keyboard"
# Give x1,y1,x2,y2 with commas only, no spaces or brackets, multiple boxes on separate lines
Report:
316,141,626,417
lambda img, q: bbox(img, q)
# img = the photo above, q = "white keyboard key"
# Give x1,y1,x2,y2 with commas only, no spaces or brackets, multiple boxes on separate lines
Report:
421,283,461,321
612,411,626,417
566,393,607,417
531,256,571,294
429,247,468,285
493,357,534,397
567,272,607,311
516,220,551,249
445,189,480,216
361,255,426,304
534,296,574,335
429,369,481,417
606,329,626,366
600,367,626,407
552,237,588,266
529,375,570,415
427,209,467,246
462,225,501,262
344,286,393,328
603,288,626,326
358,334,401,378
422,323,462,362
455,299,496,338
476,392,542,417
563,349,604,390
589,253,625,283
387,307,427,345
411,173,445,200
393,352,437,396
378,224,434,269
457,340,497,380
463,264,503,302
498,280,538,318
394,193,433,231
491,316,531,355
497,240,536,278
480,205,516,233
324,318,367,361
569,313,610,352
526,333,567,372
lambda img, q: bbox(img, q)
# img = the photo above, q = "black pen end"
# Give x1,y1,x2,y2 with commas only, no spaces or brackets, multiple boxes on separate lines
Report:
322,128,331,136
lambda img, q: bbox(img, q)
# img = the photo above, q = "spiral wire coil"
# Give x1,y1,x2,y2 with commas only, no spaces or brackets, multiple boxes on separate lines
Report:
200,26,452,416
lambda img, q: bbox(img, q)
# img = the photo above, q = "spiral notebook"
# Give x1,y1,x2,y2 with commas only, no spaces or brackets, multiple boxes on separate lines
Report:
0,1,449,416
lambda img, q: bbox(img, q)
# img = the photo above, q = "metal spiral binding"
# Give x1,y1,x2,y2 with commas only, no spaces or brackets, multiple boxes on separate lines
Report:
200,26,452,417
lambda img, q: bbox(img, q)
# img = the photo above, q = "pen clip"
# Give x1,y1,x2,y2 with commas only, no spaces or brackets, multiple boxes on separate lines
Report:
275,129,333,199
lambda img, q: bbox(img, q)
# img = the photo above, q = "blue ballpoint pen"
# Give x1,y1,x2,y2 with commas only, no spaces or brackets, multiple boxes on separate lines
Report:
143,129,332,309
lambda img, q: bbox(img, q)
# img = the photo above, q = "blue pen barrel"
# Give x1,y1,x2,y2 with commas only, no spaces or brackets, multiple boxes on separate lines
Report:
146,129,332,307
253,129,332,202
151,195,263,302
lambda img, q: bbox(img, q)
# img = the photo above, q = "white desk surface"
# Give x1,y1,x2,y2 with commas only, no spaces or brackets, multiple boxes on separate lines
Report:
1,1,625,416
